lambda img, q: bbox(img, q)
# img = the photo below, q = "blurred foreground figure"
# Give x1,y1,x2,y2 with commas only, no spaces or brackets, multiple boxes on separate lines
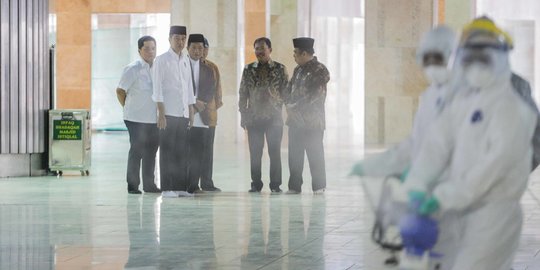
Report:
350,26,456,179
404,17,537,270
352,26,461,269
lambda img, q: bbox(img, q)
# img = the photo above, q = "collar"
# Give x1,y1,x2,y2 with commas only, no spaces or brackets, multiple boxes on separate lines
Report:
189,57,200,65
138,58,151,69
168,47,183,58
301,56,317,67
253,59,275,68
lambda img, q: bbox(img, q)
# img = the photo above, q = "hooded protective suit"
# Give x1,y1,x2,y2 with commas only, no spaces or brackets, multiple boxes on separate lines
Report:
352,25,460,270
357,26,456,177
405,18,537,270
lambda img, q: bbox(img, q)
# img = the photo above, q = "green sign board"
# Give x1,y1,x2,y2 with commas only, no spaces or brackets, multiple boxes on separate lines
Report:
53,120,82,140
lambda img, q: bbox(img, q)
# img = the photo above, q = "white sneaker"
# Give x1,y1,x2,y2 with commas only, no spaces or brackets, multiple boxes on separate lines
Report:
161,191,178,198
176,191,194,197
313,188,325,195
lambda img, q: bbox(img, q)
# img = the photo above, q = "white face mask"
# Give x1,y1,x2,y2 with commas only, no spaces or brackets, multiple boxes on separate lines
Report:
424,66,449,85
464,63,495,89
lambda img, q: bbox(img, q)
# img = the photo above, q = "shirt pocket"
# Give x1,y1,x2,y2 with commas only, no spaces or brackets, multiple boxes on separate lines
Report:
139,69,152,90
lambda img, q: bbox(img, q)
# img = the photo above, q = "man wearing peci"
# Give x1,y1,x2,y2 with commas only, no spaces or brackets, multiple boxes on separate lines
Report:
285,37,330,195
185,34,218,194
152,26,196,198
198,37,223,192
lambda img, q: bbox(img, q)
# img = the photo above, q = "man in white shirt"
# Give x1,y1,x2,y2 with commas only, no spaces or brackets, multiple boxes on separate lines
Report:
185,34,218,194
152,26,196,198
116,35,160,194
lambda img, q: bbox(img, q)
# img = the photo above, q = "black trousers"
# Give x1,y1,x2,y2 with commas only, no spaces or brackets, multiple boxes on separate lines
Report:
187,127,208,192
159,116,189,191
200,126,217,189
288,127,326,192
124,120,159,192
247,123,283,190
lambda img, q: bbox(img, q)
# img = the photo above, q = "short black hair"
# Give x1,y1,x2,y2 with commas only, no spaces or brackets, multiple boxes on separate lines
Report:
297,47,315,55
253,37,272,49
138,36,156,50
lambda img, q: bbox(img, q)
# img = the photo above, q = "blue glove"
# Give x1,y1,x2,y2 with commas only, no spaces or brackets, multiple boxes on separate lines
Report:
418,196,440,216
349,162,364,177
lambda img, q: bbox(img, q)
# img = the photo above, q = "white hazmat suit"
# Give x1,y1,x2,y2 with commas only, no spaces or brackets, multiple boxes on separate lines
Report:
405,38,537,269
353,26,460,270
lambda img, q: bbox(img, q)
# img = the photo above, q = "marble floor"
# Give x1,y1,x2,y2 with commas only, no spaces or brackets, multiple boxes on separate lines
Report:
1,132,540,270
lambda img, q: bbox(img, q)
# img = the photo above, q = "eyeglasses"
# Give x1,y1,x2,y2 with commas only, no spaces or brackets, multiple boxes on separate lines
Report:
423,52,445,67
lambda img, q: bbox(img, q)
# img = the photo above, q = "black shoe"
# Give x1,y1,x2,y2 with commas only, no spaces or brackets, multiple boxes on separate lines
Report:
248,187,261,193
202,187,222,192
271,188,282,194
128,190,142,194
286,189,301,194
188,188,206,194
144,188,161,193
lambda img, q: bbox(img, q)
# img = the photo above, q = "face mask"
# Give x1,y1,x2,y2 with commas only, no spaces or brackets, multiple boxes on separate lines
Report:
424,66,449,84
464,63,495,89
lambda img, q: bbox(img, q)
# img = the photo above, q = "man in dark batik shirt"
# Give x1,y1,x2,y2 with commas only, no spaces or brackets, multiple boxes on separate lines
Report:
239,37,289,193
284,37,330,195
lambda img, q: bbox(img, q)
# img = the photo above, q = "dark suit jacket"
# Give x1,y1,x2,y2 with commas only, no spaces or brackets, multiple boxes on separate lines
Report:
194,60,217,125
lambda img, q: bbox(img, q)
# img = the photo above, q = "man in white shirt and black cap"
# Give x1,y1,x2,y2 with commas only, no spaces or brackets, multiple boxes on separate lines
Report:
152,25,196,198
116,35,161,194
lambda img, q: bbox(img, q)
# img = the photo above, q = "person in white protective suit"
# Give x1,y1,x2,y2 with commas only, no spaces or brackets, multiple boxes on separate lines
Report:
350,25,456,179
404,17,537,270
350,26,460,270
351,25,465,270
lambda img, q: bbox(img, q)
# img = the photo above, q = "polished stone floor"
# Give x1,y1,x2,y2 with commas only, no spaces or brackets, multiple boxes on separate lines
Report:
1,132,540,270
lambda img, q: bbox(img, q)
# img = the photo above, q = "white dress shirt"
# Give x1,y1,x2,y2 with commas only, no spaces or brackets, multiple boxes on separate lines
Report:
117,59,157,123
152,48,195,118
189,58,208,128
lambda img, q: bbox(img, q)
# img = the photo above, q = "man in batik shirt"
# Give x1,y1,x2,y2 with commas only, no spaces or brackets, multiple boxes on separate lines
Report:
285,37,330,195
239,37,289,193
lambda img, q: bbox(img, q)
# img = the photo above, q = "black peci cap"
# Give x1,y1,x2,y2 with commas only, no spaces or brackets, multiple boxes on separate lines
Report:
188,34,205,44
293,37,315,50
169,25,187,36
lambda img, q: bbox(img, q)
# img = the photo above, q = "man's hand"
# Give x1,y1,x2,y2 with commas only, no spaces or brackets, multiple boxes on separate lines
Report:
194,100,206,112
189,105,195,128
157,102,167,130
158,114,167,129
116,88,127,107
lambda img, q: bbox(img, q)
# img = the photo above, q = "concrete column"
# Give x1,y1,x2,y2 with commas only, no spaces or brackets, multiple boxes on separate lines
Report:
55,0,91,110
244,0,267,64
444,0,475,31
270,0,297,73
171,0,243,143
364,0,433,144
